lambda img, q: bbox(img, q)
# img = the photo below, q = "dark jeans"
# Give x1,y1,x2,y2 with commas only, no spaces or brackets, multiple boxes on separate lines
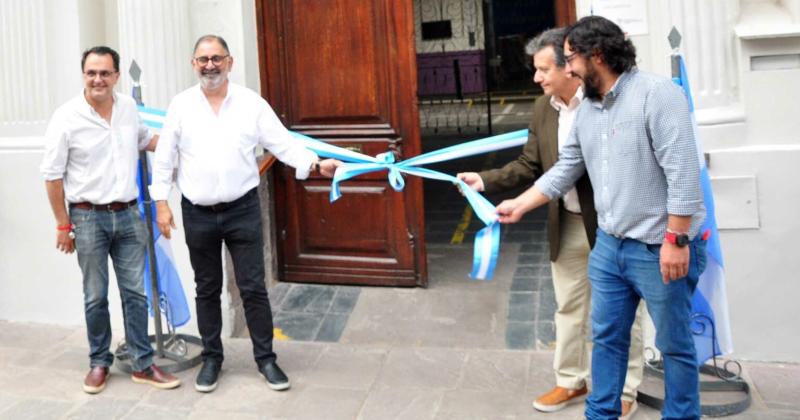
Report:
71,206,154,371
181,189,275,367
585,229,707,420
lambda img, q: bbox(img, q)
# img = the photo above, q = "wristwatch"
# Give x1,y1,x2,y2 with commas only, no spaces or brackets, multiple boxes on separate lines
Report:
665,230,690,247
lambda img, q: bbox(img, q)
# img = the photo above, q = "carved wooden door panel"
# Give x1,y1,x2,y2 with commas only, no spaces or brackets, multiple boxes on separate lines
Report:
257,0,427,286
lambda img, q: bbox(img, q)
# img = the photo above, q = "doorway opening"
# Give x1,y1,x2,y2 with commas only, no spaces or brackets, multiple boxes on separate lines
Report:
412,0,560,253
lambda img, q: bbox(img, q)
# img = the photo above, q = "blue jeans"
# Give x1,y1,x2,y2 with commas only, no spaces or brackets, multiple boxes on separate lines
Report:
585,229,706,420
71,206,153,372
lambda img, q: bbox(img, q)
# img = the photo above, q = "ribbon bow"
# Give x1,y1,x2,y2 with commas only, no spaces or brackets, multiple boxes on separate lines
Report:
292,129,529,280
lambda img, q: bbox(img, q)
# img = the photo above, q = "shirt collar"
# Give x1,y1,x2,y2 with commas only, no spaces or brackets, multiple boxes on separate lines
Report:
79,90,118,117
589,68,637,109
549,85,583,112
195,80,235,103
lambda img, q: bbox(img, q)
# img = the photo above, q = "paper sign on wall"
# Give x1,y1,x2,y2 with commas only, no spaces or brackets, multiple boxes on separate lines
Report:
590,0,649,36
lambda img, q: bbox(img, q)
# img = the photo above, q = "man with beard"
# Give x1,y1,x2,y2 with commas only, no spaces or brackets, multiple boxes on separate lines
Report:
495,16,707,420
41,46,181,393
151,35,341,393
457,28,643,418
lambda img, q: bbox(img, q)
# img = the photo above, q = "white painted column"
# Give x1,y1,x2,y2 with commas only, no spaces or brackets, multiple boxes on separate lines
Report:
0,0,50,135
116,0,193,109
666,0,740,111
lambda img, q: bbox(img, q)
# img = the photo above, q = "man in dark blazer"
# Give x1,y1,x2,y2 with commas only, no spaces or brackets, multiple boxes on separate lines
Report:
458,28,643,419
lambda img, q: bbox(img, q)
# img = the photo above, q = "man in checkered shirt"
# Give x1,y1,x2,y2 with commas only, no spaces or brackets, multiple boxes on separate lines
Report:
496,16,707,420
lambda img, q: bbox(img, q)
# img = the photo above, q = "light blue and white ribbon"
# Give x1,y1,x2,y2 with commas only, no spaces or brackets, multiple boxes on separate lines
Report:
139,104,528,280
139,106,165,129
291,129,529,280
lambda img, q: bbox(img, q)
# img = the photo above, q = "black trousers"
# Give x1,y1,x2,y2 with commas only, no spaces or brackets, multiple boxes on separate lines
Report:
181,188,275,366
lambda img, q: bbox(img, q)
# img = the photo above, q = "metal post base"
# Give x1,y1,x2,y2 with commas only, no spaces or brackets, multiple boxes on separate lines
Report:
113,334,203,374
638,358,751,417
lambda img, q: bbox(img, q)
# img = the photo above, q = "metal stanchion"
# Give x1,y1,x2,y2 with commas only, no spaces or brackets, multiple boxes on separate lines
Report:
114,60,202,374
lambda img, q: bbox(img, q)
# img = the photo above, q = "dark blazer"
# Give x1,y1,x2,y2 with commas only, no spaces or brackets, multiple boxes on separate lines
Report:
479,95,597,261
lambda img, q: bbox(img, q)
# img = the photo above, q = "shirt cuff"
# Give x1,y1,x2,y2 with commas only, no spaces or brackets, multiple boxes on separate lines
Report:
149,183,171,201
293,151,317,180
534,177,559,200
41,170,64,181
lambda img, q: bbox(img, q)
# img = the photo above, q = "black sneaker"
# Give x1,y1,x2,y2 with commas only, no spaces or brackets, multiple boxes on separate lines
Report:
195,359,221,392
259,361,290,391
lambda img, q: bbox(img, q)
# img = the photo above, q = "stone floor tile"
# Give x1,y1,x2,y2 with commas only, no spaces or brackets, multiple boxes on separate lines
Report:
0,321,76,350
121,403,191,420
275,386,366,420
279,285,333,313
268,282,290,309
357,386,444,420
506,322,536,350
435,389,526,420
458,350,529,392
744,362,800,412
342,288,506,349
535,321,556,349
65,398,138,420
329,287,360,314
510,275,537,292
314,313,349,342
376,348,466,389
140,368,206,409
192,370,295,415
187,410,264,420
0,394,20,413
43,347,92,373
271,341,325,381
0,399,75,420
537,290,557,322
301,345,386,390
508,292,537,322
526,352,558,393
272,312,324,341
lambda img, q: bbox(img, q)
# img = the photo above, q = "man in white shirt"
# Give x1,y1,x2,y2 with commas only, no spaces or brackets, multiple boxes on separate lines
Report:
151,35,340,393
457,29,643,419
41,46,181,394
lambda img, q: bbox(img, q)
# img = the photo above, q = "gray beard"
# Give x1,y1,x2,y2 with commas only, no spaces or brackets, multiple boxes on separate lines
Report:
199,73,225,90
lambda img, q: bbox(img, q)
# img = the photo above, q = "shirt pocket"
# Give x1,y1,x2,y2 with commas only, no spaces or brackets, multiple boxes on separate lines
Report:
117,125,139,155
610,119,644,156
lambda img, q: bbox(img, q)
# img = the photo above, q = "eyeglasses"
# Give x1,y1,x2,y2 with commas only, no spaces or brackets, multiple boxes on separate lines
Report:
84,70,117,79
193,55,229,65
564,52,579,64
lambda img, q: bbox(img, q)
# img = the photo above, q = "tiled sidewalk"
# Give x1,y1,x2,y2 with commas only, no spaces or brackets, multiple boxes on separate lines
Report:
1,320,798,419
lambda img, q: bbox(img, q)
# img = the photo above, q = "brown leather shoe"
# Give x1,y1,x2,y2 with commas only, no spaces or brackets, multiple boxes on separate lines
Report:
83,366,109,394
131,364,181,389
532,385,588,412
621,399,639,420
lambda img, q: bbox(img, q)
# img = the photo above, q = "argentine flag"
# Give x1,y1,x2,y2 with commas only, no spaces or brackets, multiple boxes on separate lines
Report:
137,106,191,328
672,55,734,364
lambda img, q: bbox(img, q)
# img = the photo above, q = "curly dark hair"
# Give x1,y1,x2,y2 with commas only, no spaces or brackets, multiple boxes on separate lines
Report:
565,16,636,74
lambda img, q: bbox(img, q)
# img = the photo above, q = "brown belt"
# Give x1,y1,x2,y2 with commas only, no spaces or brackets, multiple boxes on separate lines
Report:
69,199,138,211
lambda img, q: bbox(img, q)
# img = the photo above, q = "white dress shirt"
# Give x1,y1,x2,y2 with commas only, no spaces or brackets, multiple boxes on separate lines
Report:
40,92,154,204
150,83,317,205
549,86,584,214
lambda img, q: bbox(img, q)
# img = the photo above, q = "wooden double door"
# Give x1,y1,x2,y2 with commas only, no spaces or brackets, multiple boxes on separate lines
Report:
257,0,427,287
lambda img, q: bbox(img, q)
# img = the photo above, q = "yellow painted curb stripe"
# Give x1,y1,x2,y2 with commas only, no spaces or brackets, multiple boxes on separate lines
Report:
450,206,473,245
273,327,290,341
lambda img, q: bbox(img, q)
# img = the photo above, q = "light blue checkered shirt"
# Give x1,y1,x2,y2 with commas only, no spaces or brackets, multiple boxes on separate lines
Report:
535,69,705,244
